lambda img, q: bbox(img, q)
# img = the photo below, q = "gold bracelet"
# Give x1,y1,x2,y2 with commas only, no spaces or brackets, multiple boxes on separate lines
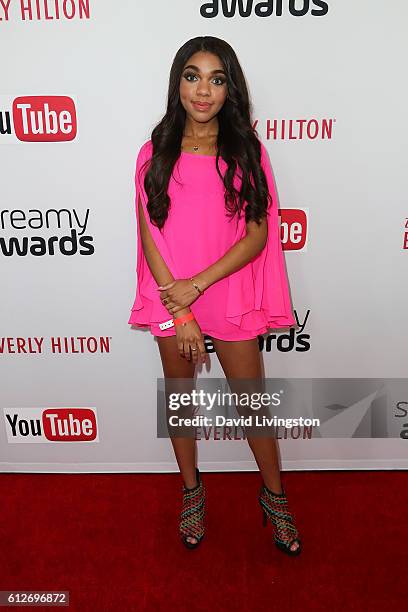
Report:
190,277,204,295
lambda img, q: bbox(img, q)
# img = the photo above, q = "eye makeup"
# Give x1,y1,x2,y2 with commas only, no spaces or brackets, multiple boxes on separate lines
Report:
182,71,226,86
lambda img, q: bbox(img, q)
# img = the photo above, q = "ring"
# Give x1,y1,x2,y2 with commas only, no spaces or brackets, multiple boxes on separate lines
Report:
191,347,197,351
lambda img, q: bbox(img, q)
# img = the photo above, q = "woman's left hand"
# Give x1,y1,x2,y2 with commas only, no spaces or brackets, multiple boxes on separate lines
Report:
157,279,201,315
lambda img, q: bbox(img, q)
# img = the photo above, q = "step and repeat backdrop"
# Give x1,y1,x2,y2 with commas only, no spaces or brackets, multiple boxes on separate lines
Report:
1,1,407,472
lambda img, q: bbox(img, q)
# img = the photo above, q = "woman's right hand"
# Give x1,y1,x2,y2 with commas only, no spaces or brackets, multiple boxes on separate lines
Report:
174,310,207,365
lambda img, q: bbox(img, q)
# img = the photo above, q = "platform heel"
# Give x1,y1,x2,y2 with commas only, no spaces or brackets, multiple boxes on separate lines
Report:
179,467,205,550
259,483,302,556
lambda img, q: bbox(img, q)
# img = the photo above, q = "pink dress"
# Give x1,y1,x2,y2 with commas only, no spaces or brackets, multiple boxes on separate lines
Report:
128,139,296,340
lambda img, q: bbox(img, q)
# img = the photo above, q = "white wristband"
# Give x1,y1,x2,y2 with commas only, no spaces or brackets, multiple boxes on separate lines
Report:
158,318,175,331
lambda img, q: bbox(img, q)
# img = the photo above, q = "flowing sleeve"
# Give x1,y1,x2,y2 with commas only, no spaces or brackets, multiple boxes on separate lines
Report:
225,141,297,330
128,140,182,326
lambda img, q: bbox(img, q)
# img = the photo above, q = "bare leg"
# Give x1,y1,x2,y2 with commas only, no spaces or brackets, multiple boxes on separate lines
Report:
211,336,299,553
156,335,198,544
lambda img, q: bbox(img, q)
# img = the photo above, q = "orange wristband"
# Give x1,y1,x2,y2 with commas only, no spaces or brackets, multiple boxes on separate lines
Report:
173,312,195,326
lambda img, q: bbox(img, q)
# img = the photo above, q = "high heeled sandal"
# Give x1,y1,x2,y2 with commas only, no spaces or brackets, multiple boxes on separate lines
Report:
179,467,205,550
259,483,302,556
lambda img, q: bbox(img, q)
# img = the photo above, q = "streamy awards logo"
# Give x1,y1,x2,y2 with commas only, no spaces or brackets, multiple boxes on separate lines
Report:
0,207,94,258
200,0,329,18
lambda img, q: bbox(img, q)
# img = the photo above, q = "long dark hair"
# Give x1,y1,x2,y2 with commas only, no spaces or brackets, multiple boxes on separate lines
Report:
143,35,271,232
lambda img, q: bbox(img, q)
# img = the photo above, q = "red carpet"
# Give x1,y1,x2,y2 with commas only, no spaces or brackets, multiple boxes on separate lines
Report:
0,470,406,611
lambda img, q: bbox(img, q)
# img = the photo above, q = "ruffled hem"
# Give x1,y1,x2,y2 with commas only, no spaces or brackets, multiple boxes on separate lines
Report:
128,302,295,332
128,309,269,340
226,310,296,331
128,291,173,326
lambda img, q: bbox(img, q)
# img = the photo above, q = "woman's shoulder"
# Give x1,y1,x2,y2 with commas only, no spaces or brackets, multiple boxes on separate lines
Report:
256,138,268,159
135,140,153,180
256,138,273,172
136,139,153,162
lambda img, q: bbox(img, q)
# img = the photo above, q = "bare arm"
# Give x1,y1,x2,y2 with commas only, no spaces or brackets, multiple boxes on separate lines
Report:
193,216,268,292
137,195,191,317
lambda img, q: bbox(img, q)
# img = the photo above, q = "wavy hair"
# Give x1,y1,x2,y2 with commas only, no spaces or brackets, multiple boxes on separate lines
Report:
142,35,271,232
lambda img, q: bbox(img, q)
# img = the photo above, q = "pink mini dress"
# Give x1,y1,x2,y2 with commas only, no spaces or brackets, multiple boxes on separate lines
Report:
128,139,296,340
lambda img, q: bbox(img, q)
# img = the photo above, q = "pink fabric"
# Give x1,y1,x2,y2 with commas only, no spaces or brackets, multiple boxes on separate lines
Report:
128,139,296,340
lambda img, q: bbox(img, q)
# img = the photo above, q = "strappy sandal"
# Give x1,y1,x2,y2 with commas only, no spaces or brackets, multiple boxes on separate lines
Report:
179,467,205,550
259,483,302,556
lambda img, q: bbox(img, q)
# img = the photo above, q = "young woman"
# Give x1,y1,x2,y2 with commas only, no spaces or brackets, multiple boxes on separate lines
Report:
128,36,301,556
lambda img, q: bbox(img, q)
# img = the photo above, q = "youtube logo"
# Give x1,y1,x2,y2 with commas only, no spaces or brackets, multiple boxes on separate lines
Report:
280,208,308,251
3,407,99,443
1,95,78,142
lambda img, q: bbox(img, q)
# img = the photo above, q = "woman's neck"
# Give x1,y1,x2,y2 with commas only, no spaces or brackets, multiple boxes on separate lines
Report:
183,116,219,140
